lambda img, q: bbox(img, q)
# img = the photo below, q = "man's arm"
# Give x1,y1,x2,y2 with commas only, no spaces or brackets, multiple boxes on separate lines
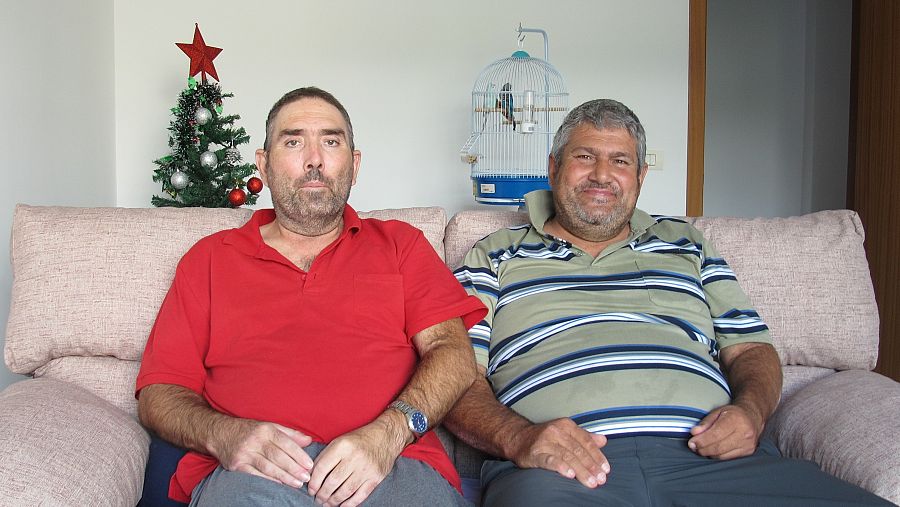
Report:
688,342,782,459
307,317,477,507
138,383,314,487
443,366,610,489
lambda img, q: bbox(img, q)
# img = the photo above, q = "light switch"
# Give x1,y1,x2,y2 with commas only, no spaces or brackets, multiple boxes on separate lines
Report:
646,150,663,170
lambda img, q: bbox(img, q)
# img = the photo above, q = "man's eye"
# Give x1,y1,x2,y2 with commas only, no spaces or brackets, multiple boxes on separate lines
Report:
324,139,340,147
576,154,593,161
286,139,300,147
614,159,630,166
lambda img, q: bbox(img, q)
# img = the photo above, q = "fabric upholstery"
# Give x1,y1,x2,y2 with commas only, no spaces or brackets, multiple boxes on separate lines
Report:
5,205,254,375
688,210,878,371
768,370,900,504
35,356,141,417
1,205,894,505
4,205,447,377
0,378,149,506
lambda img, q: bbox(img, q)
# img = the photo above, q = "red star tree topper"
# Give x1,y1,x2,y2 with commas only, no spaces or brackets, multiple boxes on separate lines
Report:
176,23,222,82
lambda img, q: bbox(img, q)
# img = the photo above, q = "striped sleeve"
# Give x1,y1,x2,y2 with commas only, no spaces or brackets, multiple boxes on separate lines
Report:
453,243,498,368
699,237,772,349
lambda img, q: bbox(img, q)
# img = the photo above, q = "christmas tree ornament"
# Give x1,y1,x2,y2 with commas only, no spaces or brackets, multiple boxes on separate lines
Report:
247,177,263,194
170,170,189,190
228,188,247,207
176,24,222,82
225,147,241,164
195,107,212,125
152,26,260,208
200,151,218,168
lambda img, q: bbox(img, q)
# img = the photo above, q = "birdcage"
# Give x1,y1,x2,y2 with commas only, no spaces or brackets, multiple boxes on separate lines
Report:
460,25,568,205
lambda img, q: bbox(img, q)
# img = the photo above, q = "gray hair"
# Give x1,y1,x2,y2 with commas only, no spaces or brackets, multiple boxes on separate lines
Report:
263,86,354,151
550,99,646,169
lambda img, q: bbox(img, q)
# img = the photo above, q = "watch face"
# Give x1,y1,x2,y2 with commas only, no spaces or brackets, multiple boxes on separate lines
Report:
410,411,428,434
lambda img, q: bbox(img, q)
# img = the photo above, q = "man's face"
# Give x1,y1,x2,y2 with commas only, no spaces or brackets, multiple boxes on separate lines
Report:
255,98,360,233
549,124,647,242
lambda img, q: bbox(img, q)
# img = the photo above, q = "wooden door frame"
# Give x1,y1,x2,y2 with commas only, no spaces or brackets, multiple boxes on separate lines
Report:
687,0,706,216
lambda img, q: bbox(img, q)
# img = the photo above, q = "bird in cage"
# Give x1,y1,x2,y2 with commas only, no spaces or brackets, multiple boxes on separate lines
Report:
498,82,517,131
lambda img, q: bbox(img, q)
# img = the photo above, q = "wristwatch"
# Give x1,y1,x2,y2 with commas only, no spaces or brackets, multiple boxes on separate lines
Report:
390,400,428,440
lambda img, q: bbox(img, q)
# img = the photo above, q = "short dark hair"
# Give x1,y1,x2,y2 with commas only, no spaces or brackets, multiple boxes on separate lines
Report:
551,99,646,170
263,86,355,151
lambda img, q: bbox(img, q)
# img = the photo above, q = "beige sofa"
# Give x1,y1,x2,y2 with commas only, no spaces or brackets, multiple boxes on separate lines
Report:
1,204,898,506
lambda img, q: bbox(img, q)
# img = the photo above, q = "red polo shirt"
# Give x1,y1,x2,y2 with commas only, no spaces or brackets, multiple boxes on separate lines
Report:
136,207,486,502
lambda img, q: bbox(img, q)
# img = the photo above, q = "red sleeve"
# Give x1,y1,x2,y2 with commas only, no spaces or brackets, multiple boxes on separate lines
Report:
135,244,213,398
399,229,487,338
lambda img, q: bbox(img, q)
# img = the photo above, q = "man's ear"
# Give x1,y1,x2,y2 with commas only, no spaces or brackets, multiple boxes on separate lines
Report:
351,150,361,186
548,155,559,184
255,149,269,185
637,163,649,187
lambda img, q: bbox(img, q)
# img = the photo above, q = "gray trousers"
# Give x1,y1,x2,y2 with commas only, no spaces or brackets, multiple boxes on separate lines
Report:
481,437,894,507
189,442,471,507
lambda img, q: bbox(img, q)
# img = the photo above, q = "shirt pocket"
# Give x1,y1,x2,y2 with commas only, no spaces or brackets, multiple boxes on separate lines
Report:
352,274,407,342
633,256,707,316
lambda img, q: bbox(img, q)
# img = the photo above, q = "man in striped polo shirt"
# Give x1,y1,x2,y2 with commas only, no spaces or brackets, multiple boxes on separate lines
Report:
446,99,891,506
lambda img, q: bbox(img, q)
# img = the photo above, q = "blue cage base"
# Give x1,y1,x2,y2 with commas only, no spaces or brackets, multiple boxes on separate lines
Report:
472,176,550,206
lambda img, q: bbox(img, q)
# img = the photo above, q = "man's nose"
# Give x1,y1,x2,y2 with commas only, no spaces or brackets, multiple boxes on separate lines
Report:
589,160,615,183
304,143,324,170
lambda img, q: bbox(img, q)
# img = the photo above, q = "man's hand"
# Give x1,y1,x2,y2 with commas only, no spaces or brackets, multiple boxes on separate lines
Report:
307,416,406,507
509,418,610,488
211,418,315,488
687,403,763,459
689,342,782,460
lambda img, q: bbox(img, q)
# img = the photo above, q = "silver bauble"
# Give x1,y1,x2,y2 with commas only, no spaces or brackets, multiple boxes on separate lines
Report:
225,148,241,164
170,171,189,190
194,107,212,125
200,151,218,168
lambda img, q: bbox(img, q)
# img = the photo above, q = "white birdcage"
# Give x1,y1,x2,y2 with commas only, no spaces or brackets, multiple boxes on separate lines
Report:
461,25,568,205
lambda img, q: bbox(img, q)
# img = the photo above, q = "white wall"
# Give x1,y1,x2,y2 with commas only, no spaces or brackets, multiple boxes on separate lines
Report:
0,0,117,388
0,0,689,391
705,0,851,217
114,1,690,217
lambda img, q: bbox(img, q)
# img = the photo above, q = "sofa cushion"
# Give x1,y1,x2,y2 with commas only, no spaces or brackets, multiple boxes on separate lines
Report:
0,378,150,506
5,205,254,375
688,210,878,371
445,209,878,372
4,205,448,377
768,370,900,504
34,356,141,417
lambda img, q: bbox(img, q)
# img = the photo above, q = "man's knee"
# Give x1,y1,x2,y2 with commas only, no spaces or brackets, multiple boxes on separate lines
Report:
191,467,315,507
481,460,645,507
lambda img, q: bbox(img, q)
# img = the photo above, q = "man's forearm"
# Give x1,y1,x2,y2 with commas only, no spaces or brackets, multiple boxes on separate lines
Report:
138,383,231,456
722,343,783,429
387,318,477,434
443,373,533,459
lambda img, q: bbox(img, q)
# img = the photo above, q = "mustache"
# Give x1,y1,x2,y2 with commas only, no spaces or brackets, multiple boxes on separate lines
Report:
577,181,620,195
295,168,332,187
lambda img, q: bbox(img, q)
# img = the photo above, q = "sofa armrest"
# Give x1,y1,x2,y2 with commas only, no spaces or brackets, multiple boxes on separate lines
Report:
0,378,150,506
767,369,900,504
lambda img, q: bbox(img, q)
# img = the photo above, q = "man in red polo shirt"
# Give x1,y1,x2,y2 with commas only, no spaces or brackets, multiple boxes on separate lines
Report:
136,87,486,507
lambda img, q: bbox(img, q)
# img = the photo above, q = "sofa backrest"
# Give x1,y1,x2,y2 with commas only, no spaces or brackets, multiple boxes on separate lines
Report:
4,205,447,416
444,209,880,375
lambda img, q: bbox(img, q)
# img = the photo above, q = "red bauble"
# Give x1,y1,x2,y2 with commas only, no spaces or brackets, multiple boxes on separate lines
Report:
247,177,263,194
228,188,247,207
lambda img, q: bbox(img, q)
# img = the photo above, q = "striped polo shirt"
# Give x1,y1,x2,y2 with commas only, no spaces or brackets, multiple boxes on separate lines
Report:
454,190,772,439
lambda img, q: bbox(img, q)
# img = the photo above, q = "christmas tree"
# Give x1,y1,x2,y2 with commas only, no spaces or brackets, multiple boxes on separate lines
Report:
152,24,261,208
